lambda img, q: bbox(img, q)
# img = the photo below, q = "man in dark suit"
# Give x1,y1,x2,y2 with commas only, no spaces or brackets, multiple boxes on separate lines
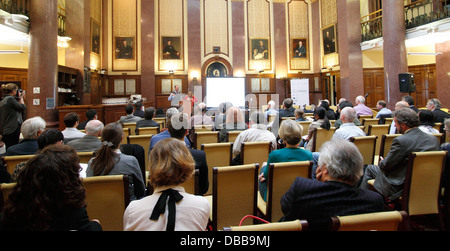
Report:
426,98,450,124
67,120,104,153
167,113,209,195
135,107,160,134
360,108,440,200
281,139,385,229
402,95,419,113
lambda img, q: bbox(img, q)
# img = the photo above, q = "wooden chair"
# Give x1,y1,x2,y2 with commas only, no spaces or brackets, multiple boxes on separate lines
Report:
330,211,408,231
297,121,312,137
193,131,219,150
83,175,130,231
257,161,313,222
400,151,447,230
3,154,35,174
358,115,372,124
241,141,272,168
123,122,137,135
153,117,166,128
77,152,95,164
434,122,443,132
311,127,336,152
209,164,259,231
0,183,16,210
194,124,214,132
122,127,130,145
201,142,233,195
349,136,377,166
137,127,159,135
268,114,277,123
384,117,394,125
362,118,380,135
368,124,391,156
223,219,308,231
181,169,199,195
127,135,153,171
281,117,296,122
379,134,401,161
226,131,243,143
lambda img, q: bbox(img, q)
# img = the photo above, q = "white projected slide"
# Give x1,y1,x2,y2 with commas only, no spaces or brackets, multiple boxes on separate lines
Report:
206,77,246,108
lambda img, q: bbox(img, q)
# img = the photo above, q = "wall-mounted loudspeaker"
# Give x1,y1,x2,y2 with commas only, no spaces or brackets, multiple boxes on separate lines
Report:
399,73,415,93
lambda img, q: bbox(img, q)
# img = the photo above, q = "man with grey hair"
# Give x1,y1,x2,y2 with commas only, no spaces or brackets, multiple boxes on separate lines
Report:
360,108,440,200
148,108,191,152
280,139,384,229
332,107,366,140
426,98,450,123
6,116,46,156
67,120,104,152
231,111,277,164
354,95,373,117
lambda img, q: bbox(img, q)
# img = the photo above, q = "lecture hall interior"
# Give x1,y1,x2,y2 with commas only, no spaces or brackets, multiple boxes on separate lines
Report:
0,0,450,232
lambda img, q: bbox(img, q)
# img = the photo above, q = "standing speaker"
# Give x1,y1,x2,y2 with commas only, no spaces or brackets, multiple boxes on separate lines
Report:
399,73,415,93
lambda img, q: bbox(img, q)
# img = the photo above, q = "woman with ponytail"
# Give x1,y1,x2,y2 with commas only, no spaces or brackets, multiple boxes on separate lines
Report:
86,122,145,200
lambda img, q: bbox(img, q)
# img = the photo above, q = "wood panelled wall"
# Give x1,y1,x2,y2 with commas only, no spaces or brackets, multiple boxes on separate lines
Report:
363,64,437,108
0,68,28,90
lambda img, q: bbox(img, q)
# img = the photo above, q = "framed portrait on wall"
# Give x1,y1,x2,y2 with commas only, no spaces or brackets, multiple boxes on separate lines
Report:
322,24,337,55
250,38,270,60
161,36,182,60
91,19,101,55
292,38,308,59
114,37,135,60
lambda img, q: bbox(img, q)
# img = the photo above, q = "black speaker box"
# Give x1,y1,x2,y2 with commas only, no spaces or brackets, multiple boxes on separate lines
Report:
399,73,415,93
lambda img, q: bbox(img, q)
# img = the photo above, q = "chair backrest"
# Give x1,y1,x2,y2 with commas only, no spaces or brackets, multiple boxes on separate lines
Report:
297,121,312,137
362,118,380,134
83,175,130,231
379,134,401,159
137,127,159,135
349,136,377,166
122,128,130,145
434,122,443,132
384,117,394,125
358,115,372,124
194,131,219,150
77,152,95,164
3,155,36,174
330,211,408,231
431,133,444,144
402,151,447,216
227,131,243,143
266,161,313,222
241,141,272,167
281,117,296,122
194,124,214,132
123,123,137,135
312,127,336,152
153,117,166,129
268,114,277,123
212,164,258,231
127,135,153,171
0,183,16,210
223,219,308,231
201,142,233,195
181,169,199,195
368,124,391,156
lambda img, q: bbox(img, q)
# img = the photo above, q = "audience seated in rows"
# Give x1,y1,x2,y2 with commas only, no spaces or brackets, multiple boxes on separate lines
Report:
375,100,392,123
214,102,233,130
333,101,361,128
264,100,279,120
190,102,213,127
280,139,385,230
86,122,145,201
0,144,102,231
123,138,210,231
319,100,336,120
77,109,97,130
135,107,160,134
418,110,440,134
118,103,142,124
389,101,409,134
62,112,86,142
67,120,104,152
354,95,373,117
6,116,46,156
304,107,331,151
149,108,191,152
427,98,450,123
133,101,145,118
402,95,419,113
258,119,313,202
232,111,277,165
168,113,209,195
11,128,65,182
360,108,440,200
332,107,365,141
219,106,248,142
294,108,306,122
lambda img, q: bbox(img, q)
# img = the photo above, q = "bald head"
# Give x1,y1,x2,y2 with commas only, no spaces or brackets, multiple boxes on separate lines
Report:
395,101,409,110
85,120,104,136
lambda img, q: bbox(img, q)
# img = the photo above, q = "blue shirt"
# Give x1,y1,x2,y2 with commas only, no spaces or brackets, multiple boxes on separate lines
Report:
148,130,191,154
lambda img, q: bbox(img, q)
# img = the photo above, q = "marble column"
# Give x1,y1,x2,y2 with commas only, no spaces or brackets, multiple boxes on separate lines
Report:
27,0,59,125
336,0,364,102
141,0,156,106
232,0,245,76
382,0,408,109
273,2,287,102
187,0,201,92
435,41,450,109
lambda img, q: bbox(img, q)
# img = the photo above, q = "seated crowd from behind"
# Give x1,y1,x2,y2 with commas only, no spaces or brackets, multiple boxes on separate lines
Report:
62,112,86,142
67,120,104,152
135,106,160,134
5,116,46,156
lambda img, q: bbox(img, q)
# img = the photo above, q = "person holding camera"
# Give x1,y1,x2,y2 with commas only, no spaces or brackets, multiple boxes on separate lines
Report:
0,83,26,149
